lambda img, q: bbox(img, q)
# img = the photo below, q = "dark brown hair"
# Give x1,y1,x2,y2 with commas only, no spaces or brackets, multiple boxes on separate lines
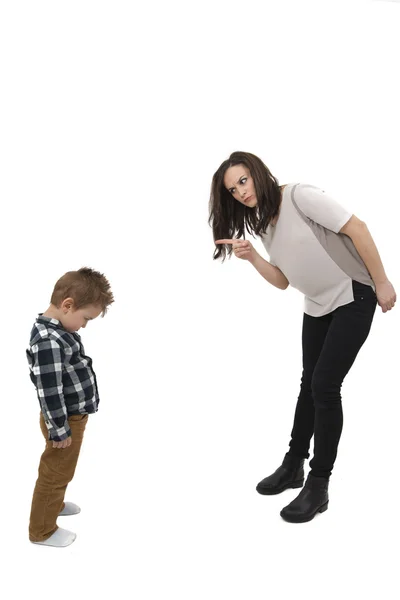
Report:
209,151,281,260
50,267,114,317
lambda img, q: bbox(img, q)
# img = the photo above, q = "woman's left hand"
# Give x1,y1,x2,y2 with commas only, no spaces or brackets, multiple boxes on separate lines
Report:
375,280,397,313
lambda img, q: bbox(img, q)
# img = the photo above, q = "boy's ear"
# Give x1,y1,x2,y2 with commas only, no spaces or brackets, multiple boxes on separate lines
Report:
61,297,75,312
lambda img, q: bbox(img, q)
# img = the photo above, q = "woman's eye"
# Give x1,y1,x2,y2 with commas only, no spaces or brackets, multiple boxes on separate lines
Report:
240,178,247,184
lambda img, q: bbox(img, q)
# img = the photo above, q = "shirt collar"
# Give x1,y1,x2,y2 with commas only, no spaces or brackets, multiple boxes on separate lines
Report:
36,314,82,340
36,313,66,330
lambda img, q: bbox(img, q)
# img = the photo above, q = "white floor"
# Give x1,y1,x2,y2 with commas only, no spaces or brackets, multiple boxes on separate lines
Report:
6,365,398,599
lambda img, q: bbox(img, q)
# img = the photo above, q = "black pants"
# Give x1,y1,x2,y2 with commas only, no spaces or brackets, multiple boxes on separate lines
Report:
288,280,377,478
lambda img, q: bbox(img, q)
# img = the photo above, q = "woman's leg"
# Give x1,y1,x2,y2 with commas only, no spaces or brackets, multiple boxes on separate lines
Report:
288,311,332,459
309,282,377,478
256,312,331,496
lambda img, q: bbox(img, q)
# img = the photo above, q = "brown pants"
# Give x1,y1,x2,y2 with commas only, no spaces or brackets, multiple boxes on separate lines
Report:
29,412,88,542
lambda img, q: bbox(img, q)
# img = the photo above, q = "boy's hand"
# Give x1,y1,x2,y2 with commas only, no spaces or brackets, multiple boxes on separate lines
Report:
52,437,72,449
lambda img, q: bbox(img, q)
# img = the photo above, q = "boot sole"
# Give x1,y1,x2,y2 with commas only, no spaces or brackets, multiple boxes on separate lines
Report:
280,501,329,523
256,479,304,496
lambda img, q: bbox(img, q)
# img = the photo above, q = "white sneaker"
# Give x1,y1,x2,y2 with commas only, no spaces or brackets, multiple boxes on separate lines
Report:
59,502,81,516
32,528,77,547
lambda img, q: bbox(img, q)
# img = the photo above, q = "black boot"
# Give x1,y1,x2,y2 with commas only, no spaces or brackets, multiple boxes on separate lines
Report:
256,453,305,495
280,473,329,523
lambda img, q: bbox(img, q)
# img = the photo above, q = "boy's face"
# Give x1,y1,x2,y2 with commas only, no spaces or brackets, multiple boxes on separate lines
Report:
60,299,103,332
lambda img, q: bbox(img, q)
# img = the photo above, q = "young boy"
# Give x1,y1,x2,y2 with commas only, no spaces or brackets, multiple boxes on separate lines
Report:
26,267,114,547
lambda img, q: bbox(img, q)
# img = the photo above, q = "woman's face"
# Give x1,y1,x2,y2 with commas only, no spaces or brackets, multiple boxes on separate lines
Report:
223,165,257,208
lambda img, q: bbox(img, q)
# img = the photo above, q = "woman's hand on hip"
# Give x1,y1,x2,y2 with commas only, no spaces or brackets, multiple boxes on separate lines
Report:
375,280,396,313
215,239,257,262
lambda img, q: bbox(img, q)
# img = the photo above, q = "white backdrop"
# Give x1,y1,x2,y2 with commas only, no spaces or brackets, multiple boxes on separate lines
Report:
0,1,398,598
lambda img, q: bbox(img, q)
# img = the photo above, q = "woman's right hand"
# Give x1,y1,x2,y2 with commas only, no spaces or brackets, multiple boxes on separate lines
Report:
215,239,258,262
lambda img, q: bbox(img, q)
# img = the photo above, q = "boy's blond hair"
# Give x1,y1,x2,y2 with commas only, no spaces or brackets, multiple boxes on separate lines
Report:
50,267,114,317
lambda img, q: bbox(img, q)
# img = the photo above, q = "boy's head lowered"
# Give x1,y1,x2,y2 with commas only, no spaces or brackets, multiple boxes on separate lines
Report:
43,267,114,332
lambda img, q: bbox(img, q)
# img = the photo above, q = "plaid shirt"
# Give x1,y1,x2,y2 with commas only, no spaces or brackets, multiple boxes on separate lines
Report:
26,314,100,442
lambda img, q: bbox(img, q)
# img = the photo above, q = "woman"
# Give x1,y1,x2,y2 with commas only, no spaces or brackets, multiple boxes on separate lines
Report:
209,151,396,523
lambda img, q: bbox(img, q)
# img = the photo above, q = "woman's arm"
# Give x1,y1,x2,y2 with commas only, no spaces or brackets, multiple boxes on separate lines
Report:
215,238,289,290
340,215,396,312
249,251,289,290
340,215,388,283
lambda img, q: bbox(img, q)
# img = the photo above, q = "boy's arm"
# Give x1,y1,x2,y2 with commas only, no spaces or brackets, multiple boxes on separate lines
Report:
31,339,71,441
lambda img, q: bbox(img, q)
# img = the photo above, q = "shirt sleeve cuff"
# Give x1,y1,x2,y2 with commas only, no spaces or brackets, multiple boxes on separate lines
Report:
45,421,72,442
335,212,353,234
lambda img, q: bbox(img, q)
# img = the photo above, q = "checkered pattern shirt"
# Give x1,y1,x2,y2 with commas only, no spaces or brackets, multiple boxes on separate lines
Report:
26,314,100,441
